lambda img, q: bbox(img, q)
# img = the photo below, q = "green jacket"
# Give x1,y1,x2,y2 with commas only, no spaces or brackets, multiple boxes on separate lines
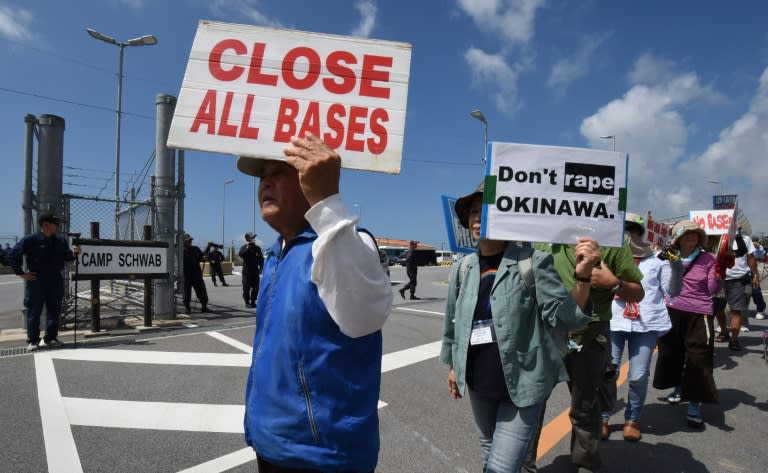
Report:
440,244,592,407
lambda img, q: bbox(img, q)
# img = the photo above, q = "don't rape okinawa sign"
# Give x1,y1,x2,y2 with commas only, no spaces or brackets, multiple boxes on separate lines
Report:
168,21,412,174
480,142,628,246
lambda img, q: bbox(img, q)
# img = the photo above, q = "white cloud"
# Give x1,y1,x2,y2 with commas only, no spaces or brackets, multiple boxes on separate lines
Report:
210,0,283,28
351,0,377,37
548,32,611,91
0,5,33,41
580,55,720,218
465,47,523,115
457,0,545,48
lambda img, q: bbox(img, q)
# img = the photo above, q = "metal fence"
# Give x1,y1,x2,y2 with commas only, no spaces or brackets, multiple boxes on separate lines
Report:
62,194,158,327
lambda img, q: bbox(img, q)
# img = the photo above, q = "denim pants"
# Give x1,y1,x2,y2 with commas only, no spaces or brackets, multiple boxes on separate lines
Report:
468,388,543,473
24,276,64,344
602,330,660,422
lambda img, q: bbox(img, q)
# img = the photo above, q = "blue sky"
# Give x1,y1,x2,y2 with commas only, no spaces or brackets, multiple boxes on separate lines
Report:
2,0,768,249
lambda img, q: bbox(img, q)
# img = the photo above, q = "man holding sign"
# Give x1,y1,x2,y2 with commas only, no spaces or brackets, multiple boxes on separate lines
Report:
239,133,392,473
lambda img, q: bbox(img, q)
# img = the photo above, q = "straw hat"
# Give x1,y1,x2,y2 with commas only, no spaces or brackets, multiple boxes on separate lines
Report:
670,220,707,247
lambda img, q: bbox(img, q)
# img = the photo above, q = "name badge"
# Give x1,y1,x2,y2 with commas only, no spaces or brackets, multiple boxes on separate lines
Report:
470,319,495,345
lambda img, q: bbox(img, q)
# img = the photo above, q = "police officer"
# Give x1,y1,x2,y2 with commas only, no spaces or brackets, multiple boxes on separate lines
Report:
205,242,229,287
8,213,80,351
183,234,209,314
238,232,263,308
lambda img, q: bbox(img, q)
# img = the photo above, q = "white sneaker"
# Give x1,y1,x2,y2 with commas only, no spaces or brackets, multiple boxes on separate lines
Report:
740,326,750,332
27,342,40,352
756,312,766,320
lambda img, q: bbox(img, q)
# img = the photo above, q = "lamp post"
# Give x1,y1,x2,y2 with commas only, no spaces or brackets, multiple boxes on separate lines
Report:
222,179,234,246
86,28,158,239
470,110,488,166
705,179,723,196
599,135,616,151
253,176,257,235
352,204,362,222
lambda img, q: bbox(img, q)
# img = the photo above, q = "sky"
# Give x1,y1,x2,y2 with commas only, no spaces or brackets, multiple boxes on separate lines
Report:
2,0,768,250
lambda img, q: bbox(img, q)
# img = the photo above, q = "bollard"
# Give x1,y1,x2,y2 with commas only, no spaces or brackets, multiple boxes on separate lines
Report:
143,225,153,327
90,222,100,333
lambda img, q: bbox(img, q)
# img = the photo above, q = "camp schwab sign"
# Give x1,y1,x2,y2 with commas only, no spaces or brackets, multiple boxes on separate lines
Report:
168,21,412,174
480,142,628,246
74,240,169,280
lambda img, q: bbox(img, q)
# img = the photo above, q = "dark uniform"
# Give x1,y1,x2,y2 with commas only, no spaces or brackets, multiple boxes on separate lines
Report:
399,241,419,300
183,236,209,313
239,234,264,308
9,221,75,345
205,245,228,286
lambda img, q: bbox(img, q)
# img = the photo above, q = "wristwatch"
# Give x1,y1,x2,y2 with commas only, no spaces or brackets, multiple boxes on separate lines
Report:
610,279,624,293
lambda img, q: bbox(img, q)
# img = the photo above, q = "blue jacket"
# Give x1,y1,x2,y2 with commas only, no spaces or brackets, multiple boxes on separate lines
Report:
9,232,74,278
244,227,382,472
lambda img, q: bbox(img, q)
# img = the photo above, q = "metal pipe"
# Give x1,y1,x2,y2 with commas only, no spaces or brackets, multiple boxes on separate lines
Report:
153,94,177,319
115,45,125,240
23,114,36,235
177,149,185,297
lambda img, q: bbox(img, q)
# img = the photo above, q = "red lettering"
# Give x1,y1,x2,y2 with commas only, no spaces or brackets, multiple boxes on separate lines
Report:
209,39,246,81
323,104,346,148
360,54,392,98
282,47,321,90
367,108,388,154
274,98,299,142
246,42,278,86
323,51,357,94
190,89,217,135
298,101,321,137
345,106,368,152
239,94,260,140
217,92,238,137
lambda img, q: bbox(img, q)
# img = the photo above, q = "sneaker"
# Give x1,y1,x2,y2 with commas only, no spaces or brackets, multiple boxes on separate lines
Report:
666,390,682,404
756,312,766,320
741,326,750,332
27,342,40,352
42,339,64,348
686,403,704,428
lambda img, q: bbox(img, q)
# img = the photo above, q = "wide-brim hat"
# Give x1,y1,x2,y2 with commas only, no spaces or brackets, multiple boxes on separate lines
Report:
454,181,484,229
670,220,707,247
625,212,646,236
237,156,287,178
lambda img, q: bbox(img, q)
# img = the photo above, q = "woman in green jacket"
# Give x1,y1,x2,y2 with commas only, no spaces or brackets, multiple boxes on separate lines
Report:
440,183,599,473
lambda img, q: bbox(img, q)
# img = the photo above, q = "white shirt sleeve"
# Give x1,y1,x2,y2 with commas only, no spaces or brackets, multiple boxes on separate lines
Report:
305,193,393,338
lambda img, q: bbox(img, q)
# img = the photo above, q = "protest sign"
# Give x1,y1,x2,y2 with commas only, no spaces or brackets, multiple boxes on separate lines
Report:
645,214,672,247
441,195,477,254
689,209,736,236
167,21,412,174
480,142,627,246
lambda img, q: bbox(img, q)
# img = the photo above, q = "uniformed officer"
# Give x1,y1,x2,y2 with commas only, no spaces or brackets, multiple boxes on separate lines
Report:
183,234,210,314
205,242,229,287
9,213,80,351
238,232,263,308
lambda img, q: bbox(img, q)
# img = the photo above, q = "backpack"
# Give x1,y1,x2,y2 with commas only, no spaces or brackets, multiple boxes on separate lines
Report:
456,244,569,356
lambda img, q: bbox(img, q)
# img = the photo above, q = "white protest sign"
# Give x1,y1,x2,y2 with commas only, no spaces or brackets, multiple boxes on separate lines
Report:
77,245,168,277
689,209,736,235
480,142,628,246
168,21,412,174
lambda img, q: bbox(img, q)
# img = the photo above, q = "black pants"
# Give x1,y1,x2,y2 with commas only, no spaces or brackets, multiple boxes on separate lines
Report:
256,456,373,473
243,275,260,305
183,274,208,308
210,262,225,284
402,271,417,296
653,307,718,403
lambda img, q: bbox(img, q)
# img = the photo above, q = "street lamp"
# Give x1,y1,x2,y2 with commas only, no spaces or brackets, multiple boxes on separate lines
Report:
705,179,723,196
599,135,616,151
222,179,234,246
352,204,362,222
470,110,488,165
86,28,158,239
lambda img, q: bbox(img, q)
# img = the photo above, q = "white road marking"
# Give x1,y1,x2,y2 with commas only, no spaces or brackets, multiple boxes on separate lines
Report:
177,448,256,473
206,331,253,354
63,397,245,433
395,307,444,316
0,280,23,285
34,353,84,473
49,348,251,366
381,341,442,373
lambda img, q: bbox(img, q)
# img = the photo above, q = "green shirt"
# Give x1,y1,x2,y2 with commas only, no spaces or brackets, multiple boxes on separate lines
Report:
535,242,643,322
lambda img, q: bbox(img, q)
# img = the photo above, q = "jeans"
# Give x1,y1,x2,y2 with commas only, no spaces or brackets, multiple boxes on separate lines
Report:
752,287,766,313
602,330,659,422
468,389,543,473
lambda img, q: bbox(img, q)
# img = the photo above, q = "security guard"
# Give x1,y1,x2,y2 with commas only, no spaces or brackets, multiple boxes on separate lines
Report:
183,234,209,314
238,232,263,308
205,242,229,287
9,213,80,351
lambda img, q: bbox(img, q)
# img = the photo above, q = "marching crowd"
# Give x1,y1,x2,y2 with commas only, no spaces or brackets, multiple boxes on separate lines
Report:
6,132,765,472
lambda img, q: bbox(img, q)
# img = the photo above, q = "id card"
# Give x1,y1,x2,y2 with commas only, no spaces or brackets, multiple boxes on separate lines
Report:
470,319,495,345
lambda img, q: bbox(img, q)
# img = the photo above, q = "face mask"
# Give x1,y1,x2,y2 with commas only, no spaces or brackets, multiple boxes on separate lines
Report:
628,232,654,259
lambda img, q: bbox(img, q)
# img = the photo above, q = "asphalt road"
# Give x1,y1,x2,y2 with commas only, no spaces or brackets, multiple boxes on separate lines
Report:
1,265,768,472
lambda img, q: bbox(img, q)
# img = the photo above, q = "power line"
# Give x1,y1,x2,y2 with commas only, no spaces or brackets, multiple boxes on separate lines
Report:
403,157,482,167
0,86,153,119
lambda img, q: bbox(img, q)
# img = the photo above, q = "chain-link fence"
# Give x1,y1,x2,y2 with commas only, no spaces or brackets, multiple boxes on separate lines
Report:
62,194,158,328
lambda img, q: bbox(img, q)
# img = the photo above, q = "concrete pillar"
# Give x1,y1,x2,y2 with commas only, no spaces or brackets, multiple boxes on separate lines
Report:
153,94,177,319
